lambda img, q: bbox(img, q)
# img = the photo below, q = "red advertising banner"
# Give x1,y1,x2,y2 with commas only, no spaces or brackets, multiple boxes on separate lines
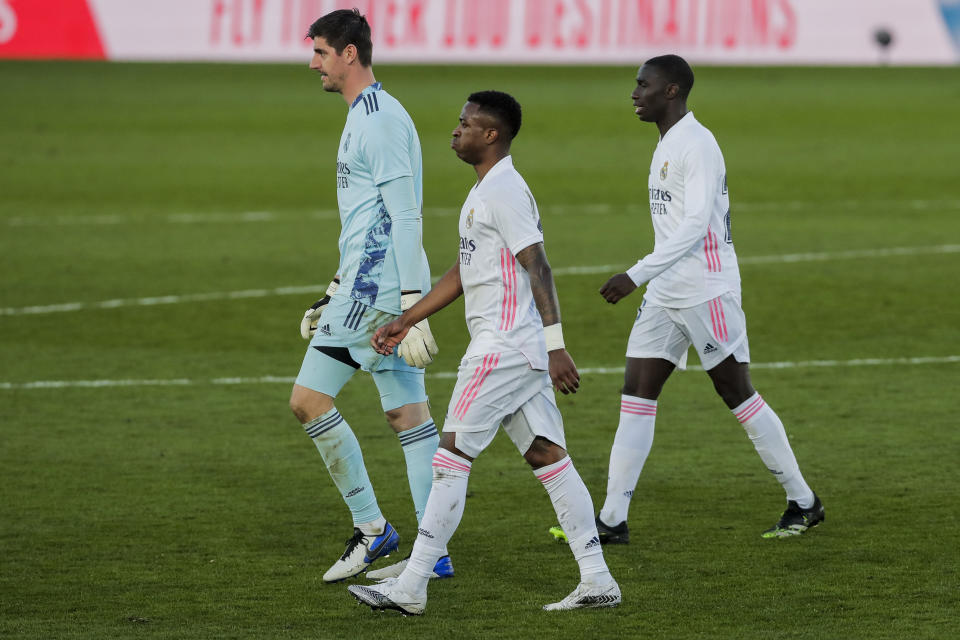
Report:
0,0,105,59
1,0,957,65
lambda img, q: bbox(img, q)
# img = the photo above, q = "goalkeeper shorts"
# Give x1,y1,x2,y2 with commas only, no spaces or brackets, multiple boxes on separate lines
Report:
295,296,427,411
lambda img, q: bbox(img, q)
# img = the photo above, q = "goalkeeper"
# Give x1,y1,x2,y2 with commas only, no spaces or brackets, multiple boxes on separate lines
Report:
289,9,451,584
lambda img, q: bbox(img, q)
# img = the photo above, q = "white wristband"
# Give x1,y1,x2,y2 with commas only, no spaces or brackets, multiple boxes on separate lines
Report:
543,323,565,352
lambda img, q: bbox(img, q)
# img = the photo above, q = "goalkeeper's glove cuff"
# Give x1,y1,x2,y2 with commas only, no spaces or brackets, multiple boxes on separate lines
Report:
396,291,438,368
300,278,340,340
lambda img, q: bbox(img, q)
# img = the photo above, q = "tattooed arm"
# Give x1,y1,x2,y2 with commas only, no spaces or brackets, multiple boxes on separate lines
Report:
515,242,580,395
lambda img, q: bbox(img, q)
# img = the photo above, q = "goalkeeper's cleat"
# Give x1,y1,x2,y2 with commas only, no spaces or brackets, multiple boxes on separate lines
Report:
548,525,568,543
322,522,400,583
762,494,824,539
542,580,622,611
348,578,426,616
596,515,630,545
366,554,454,581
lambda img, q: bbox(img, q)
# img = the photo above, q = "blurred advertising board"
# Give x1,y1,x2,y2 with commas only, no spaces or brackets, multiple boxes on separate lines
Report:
2,0,958,64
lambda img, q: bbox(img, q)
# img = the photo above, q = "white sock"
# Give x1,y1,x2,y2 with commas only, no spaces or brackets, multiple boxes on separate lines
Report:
599,395,657,526
397,449,472,595
536,456,612,586
733,393,815,508
358,516,386,536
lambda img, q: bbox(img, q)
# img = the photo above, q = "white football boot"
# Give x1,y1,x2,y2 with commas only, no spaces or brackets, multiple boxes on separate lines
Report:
348,578,427,616
542,579,622,611
322,522,399,583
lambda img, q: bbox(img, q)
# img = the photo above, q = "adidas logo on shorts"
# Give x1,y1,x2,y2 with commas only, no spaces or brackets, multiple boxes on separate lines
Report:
703,342,717,354
319,324,332,336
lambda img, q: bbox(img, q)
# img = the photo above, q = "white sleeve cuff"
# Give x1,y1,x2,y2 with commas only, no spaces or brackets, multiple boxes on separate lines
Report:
625,261,647,286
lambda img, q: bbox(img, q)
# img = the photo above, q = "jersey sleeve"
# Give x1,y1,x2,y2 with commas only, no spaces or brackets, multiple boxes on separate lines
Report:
485,186,544,256
626,140,724,286
359,109,415,186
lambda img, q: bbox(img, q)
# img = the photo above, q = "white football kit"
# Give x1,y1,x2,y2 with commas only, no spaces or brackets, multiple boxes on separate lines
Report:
445,156,565,457
624,112,749,370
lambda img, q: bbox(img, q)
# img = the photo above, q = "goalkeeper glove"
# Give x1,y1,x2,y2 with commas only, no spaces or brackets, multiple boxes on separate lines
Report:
300,278,339,340
397,292,439,368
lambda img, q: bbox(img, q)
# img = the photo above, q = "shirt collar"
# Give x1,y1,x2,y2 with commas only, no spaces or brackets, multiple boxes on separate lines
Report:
481,155,514,183
660,110,695,142
350,82,383,109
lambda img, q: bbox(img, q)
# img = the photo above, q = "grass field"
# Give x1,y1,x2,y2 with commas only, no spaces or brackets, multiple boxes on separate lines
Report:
2,61,959,639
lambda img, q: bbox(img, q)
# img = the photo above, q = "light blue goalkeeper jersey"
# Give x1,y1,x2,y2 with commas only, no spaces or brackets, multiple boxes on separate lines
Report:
332,82,430,315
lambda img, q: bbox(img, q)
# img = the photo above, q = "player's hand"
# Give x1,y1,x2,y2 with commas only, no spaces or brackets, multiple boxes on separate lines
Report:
599,273,638,304
396,292,438,368
371,319,409,356
548,349,580,395
299,279,339,339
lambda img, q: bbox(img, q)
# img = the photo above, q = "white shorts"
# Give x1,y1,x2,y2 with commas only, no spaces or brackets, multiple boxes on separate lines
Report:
443,350,566,458
626,292,751,371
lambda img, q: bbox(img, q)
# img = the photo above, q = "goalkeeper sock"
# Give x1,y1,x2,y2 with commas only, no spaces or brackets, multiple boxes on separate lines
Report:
398,449,471,595
733,393,814,508
536,457,611,585
303,408,382,526
599,395,656,526
397,420,440,525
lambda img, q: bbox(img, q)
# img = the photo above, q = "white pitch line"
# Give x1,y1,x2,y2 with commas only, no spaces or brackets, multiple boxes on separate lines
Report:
3,243,957,317
6,199,960,227
1,355,957,391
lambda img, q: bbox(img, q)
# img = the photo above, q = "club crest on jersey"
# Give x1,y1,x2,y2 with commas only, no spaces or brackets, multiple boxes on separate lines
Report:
660,161,669,180
466,208,474,228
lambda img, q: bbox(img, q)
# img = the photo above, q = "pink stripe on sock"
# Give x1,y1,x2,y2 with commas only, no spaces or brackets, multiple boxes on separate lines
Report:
432,451,471,473
734,395,765,423
738,399,767,423
535,459,571,484
621,407,657,416
621,400,657,409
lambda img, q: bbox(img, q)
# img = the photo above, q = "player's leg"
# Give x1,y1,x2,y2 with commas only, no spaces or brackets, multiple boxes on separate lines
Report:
598,303,688,541
349,353,504,614
349,434,483,614
365,369,454,580
505,385,619,610
293,300,398,582
694,294,822,537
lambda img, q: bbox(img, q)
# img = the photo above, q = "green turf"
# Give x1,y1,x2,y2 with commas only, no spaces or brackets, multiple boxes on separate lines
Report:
1,61,959,639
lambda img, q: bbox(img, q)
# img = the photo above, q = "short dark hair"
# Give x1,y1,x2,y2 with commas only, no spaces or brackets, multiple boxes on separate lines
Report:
307,9,373,67
644,54,694,100
467,90,522,142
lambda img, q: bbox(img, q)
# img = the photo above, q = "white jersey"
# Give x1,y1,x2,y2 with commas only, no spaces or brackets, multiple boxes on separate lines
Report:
457,156,548,370
626,111,741,308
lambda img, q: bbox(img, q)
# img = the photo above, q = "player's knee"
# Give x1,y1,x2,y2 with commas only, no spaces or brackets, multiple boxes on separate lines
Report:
384,407,403,426
384,402,431,431
523,437,566,468
289,386,333,424
289,390,308,422
711,377,753,409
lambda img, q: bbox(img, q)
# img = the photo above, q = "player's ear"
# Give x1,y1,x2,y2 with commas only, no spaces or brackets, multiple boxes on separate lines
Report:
484,128,499,146
343,43,357,64
665,82,680,99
